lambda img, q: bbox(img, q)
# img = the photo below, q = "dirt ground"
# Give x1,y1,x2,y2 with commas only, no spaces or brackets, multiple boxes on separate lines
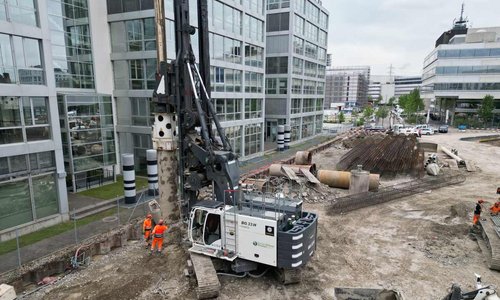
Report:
26,130,500,300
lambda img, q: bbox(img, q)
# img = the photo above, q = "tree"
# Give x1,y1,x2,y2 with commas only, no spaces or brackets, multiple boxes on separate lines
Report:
338,111,345,123
398,89,424,122
375,95,383,105
388,96,396,107
376,106,389,126
363,106,374,120
478,95,495,126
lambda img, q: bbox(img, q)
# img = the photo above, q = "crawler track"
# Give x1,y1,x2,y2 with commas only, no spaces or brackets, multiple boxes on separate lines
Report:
189,253,221,299
328,172,467,215
479,215,500,270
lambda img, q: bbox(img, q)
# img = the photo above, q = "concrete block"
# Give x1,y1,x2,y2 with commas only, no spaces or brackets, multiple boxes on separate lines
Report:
98,240,111,255
0,284,16,300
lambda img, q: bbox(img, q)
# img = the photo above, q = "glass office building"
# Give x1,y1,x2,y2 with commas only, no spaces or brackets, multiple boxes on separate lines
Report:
264,0,329,144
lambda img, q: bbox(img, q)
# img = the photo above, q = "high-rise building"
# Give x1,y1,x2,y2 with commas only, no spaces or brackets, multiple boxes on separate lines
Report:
1,0,116,235
264,0,329,144
325,66,370,109
394,76,422,98
422,20,500,125
108,0,267,170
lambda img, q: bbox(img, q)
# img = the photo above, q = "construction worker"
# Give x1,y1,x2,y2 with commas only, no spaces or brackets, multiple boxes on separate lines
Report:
151,219,168,254
490,200,500,216
143,214,153,248
473,199,485,225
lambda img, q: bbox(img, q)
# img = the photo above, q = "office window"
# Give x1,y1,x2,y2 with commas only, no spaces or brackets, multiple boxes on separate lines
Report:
291,78,302,94
223,126,242,155
304,61,317,77
291,98,301,114
215,98,242,121
245,44,264,68
317,82,324,94
245,98,263,119
293,36,304,55
305,1,319,24
303,80,316,94
302,115,314,138
316,98,323,111
245,72,263,93
4,0,37,26
0,34,44,85
305,41,317,59
266,12,289,32
244,123,262,156
106,0,154,14
319,11,328,28
266,78,277,94
318,48,326,62
290,117,300,141
211,33,243,64
278,78,287,94
292,0,304,14
266,56,288,74
315,114,323,133
129,59,156,89
293,57,303,75
317,65,325,78
305,22,318,42
126,18,156,52
318,30,327,46
131,97,153,126
245,15,264,42
294,14,304,35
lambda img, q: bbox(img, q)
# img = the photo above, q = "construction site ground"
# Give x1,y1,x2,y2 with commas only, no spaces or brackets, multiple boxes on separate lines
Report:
21,130,500,299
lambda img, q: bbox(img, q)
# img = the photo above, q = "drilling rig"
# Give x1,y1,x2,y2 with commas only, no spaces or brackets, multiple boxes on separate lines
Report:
151,0,318,298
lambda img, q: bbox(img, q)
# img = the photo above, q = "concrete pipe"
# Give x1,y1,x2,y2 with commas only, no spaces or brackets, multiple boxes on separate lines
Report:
295,151,312,165
242,178,269,192
317,170,380,191
440,146,465,165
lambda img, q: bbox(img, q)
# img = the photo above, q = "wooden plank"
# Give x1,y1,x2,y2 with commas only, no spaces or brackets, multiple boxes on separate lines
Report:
300,169,320,184
281,166,300,181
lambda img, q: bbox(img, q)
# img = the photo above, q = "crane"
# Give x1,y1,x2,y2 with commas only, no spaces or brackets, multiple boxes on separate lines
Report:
151,0,318,297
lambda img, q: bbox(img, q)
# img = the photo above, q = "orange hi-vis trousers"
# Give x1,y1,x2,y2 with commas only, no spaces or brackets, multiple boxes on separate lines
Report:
473,214,480,225
151,237,163,251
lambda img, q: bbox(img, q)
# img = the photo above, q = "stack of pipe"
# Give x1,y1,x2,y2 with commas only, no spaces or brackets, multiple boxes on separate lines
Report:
336,135,424,177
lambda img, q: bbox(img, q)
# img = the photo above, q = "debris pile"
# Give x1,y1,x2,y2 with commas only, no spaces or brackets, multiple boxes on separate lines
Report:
338,128,387,148
336,135,424,177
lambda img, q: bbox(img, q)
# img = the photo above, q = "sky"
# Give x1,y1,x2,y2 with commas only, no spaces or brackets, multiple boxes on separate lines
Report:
322,0,500,76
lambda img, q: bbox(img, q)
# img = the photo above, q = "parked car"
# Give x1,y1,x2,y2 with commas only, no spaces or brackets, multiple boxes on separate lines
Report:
438,125,449,133
421,128,434,135
401,127,421,137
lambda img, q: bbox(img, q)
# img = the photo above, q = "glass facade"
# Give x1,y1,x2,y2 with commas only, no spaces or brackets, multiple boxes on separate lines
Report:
0,33,44,85
0,151,58,230
435,65,500,75
0,0,37,26
0,96,51,144
433,82,500,91
106,0,154,14
49,0,95,88
58,94,116,178
437,48,500,58
244,123,262,156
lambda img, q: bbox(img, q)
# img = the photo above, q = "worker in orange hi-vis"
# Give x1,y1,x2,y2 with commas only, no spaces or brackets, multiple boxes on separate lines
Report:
490,200,500,216
143,214,153,248
151,219,168,255
473,199,485,225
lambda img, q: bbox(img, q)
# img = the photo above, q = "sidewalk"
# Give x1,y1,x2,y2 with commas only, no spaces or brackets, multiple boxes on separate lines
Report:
0,134,335,274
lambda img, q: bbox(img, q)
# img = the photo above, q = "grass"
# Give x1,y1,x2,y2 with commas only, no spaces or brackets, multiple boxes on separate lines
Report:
77,175,148,200
0,209,118,256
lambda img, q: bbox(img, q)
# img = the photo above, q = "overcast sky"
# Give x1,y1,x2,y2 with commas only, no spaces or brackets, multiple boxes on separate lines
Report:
322,0,500,76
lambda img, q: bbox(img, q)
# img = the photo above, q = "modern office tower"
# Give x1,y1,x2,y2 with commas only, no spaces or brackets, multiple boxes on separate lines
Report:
108,0,266,171
0,0,115,235
422,19,500,125
394,76,422,98
325,66,370,110
264,0,329,145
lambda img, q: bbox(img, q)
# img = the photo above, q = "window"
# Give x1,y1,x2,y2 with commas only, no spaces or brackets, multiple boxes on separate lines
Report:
305,22,318,42
0,34,44,85
245,14,264,42
318,48,326,62
266,78,277,94
129,59,156,89
0,97,50,144
304,61,317,77
317,65,326,78
211,33,243,64
315,114,323,134
293,36,304,55
266,12,289,32
3,0,37,26
126,18,156,51
317,82,324,95
316,98,323,111
245,98,263,119
318,30,327,46
215,98,242,121
293,57,303,75
210,67,242,92
245,44,264,68
290,117,300,141
278,78,287,94
223,126,242,155
131,98,153,126
303,98,315,112
106,0,154,14
267,0,289,9
294,15,304,35
305,1,319,23
292,0,304,13
291,78,302,94
266,56,288,74
305,41,318,59
303,80,316,94
245,72,263,93
245,123,262,156
291,98,301,114
266,35,289,54
302,116,314,138
319,11,328,28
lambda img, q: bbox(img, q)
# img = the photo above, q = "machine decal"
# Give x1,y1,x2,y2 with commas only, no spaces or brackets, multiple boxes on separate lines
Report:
265,225,275,237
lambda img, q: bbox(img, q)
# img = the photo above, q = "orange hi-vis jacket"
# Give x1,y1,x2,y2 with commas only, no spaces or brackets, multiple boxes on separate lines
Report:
152,224,168,238
491,203,500,214
143,218,153,232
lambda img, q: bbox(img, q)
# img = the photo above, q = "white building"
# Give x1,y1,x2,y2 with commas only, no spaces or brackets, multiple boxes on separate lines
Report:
325,66,370,109
422,24,500,126
369,75,421,103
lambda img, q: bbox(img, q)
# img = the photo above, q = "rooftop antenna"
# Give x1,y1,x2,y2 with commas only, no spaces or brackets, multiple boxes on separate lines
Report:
453,2,468,29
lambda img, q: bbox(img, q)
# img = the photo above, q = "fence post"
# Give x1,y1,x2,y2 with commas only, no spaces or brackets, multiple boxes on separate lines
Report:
15,228,21,268
73,209,78,244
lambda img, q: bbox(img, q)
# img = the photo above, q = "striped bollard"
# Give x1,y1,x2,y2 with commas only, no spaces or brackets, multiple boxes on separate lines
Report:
284,125,291,150
122,153,136,204
277,125,285,152
146,149,159,196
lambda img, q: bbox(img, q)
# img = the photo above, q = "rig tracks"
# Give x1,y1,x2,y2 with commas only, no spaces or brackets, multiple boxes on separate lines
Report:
328,172,466,215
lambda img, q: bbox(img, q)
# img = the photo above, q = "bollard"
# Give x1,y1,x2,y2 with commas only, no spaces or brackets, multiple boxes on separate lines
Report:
122,153,136,204
284,125,291,150
146,149,159,196
277,125,285,151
